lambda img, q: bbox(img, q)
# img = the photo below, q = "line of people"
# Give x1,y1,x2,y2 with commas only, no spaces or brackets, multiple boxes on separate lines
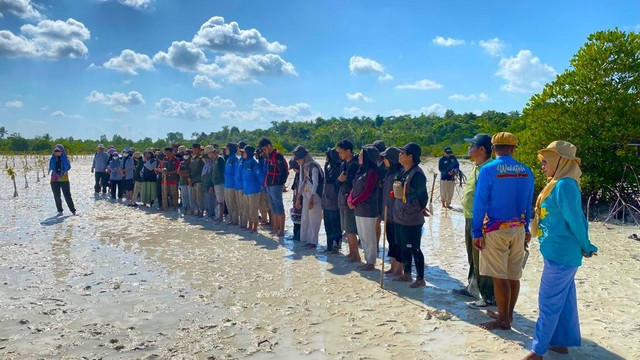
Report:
87,132,599,358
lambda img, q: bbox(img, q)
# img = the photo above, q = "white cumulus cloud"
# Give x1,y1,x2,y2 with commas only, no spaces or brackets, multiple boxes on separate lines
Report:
156,96,235,120
200,53,297,83
104,49,154,75
0,18,90,59
432,36,465,47
479,37,506,57
220,110,261,123
252,97,311,119
86,90,145,112
396,79,443,90
344,106,365,116
193,75,222,89
346,92,372,102
98,0,153,9
0,0,42,19
378,73,393,82
4,100,23,108
51,110,65,117
349,55,384,75
153,41,207,72
448,92,490,102
420,103,447,116
192,16,286,53
496,50,556,93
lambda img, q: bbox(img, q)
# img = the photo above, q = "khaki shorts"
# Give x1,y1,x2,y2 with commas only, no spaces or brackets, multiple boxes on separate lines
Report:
214,184,224,203
246,193,260,222
479,226,525,280
440,180,455,204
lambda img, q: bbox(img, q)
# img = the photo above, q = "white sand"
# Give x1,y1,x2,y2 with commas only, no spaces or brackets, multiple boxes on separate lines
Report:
0,156,637,359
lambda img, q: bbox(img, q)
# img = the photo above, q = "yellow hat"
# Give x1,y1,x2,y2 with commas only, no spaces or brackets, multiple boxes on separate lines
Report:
132,152,142,159
492,132,518,146
204,145,214,154
177,145,187,152
538,141,581,165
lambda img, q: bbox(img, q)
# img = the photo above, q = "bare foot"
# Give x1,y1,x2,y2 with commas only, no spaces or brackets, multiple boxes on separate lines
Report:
410,279,426,288
478,320,511,331
523,352,543,360
486,309,513,323
348,256,362,263
384,268,395,275
359,264,375,271
394,274,412,282
548,347,568,354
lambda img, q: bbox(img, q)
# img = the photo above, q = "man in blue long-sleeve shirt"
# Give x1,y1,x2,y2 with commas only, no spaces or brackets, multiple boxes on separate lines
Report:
91,144,110,194
472,132,534,332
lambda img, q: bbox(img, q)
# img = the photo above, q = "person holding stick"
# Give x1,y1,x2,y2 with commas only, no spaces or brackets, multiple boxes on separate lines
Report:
380,146,403,277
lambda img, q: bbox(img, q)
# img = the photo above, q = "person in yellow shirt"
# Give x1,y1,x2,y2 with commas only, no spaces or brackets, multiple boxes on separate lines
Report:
453,134,495,308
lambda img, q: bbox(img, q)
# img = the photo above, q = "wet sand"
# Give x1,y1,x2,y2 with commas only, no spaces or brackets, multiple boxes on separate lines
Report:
0,156,638,359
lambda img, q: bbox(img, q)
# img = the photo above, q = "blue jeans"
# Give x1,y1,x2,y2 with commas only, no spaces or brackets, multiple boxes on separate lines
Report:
266,185,285,215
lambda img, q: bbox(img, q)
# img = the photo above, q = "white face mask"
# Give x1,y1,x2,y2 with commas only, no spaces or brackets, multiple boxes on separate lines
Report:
112,156,119,160
183,155,190,160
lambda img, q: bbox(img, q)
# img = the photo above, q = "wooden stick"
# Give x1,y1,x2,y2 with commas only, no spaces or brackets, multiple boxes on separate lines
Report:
428,173,437,212
380,206,388,289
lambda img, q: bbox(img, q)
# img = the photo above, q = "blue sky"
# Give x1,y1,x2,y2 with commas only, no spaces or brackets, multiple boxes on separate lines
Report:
1,0,638,141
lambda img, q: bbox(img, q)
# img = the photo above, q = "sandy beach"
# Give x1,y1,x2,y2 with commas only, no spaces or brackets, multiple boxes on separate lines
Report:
0,156,638,359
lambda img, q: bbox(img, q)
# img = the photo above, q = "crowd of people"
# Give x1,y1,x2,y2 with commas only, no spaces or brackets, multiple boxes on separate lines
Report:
48,132,599,359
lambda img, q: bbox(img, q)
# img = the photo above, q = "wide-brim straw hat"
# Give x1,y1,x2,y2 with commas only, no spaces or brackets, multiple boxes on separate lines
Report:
538,140,581,165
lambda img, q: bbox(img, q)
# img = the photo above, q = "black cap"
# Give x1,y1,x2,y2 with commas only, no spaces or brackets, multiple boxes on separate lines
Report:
288,158,300,170
400,142,422,163
444,147,453,154
372,140,386,154
381,146,401,165
192,143,201,149
164,146,173,152
465,133,492,153
292,145,308,160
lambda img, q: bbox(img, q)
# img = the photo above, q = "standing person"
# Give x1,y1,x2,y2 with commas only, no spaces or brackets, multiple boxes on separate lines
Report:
256,148,271,226
132,152,144,207
336,139,360,262
235,141,247,228
394,143,429,288
241,145,264,233
371,140,387,247
293,146,324,249
439,147,459,209
212,147,226,222
178,150,193,214
289,159,302,241
453,134,496,308
154,151,165,209
190,143,205,216
121,148,136,206
348,145,380,270
201,151,216,219
472,132,534,331
91,144,109,194
140,151,157,207
524,141,598,360
380,147,403,276
158,147,180,211
224,143,239,225
259,137,289,237
106,152,123,200
321,148,343,253
49,144,76,216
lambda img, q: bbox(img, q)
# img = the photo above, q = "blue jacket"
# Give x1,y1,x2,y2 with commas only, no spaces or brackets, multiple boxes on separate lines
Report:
49,155,71,175
242,158,264,195
538,178,598,267
92,152,109,172
258,157,267,186
108,158,123,181
472,155,534,238
224,155,237,189
234,156,244,191
121,156,135,180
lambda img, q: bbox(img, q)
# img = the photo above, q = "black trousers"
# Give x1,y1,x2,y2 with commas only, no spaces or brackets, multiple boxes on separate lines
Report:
396,224,425,279
323,209,341,250
386,222,402,262
94,172,109,193
51,181,76,213
110,180,123,199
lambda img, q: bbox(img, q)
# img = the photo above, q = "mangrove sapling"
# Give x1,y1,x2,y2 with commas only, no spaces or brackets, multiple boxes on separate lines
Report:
6,167,18,197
